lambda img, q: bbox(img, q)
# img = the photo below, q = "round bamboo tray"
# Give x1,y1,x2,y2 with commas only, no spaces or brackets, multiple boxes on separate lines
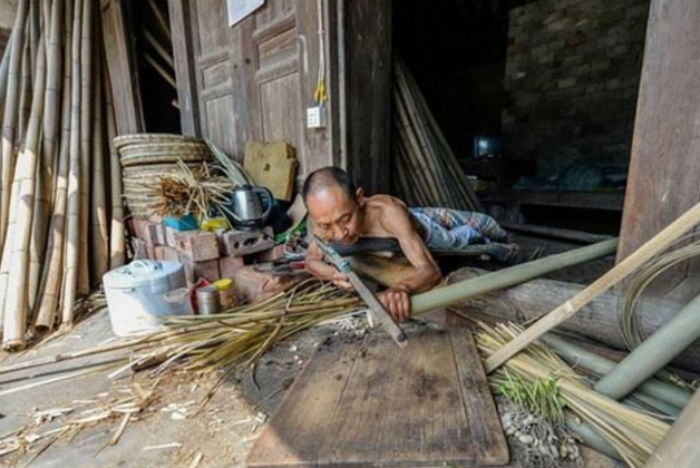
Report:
113,133,203,151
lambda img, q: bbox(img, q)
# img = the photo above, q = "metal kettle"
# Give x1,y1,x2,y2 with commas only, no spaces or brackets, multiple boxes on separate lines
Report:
228,184,273,230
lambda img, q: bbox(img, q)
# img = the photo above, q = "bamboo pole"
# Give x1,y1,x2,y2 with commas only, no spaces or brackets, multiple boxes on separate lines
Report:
62,0,84,326
35,0,73,331
90,53,108,282
411,238,618,314
27,0,62,314
541,333,691,410
0,28,16,112
0,0,29,246
484,201,700,373
594,292,700,401
3,38,46,351
148,0,171,41
143,52,176,88
103,57,125,269
77,0,92,295
644,387,700,468
143,29,173,69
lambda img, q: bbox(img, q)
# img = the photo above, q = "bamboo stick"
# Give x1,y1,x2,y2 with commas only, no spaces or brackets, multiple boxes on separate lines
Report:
90,54,109,282
148,0,171,41
0,0,29,246
484,201,700,373
0,28,16,111
143,52,176,88
17,28,31,147
62,0,84,326
77,0,92,295
103,57,125,269
143,29,173,69
594,292,700,401
35,0,73,331
3,38,47,351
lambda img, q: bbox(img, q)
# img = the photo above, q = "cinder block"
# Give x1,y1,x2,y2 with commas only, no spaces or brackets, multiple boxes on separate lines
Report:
155,246,180,262
219,255,245,279
180,255,220,284
220,229,274,256
176,231,220,262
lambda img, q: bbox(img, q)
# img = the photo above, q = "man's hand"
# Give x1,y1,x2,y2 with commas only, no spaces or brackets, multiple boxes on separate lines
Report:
331,272,352,290
377,286,411,323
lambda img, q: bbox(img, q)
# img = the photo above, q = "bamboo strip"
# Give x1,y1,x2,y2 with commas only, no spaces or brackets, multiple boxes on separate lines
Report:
148,0,171,41
143,29,173,69
485,201,700,373
62,0,84,326
143,52,176,88
0,0,29,246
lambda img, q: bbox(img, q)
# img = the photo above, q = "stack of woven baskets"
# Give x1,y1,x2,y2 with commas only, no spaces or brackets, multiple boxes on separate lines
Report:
115,134,213,217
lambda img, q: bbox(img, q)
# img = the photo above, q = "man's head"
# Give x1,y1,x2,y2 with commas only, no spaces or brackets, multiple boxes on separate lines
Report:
302,167,364,244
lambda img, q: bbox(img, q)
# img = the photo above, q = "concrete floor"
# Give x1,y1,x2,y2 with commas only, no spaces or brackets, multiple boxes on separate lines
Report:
0,275,622,468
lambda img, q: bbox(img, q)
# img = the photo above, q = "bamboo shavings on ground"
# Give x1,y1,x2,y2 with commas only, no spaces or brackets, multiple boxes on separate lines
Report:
477,322,670,467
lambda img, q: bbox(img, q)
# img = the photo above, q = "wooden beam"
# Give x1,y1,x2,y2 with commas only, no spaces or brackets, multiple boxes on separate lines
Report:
618,0,700,297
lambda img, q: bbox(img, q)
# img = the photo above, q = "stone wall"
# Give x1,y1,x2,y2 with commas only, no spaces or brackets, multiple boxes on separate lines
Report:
502,0,649,177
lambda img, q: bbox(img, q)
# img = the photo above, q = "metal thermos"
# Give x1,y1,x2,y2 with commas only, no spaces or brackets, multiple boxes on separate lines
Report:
196,286,220,315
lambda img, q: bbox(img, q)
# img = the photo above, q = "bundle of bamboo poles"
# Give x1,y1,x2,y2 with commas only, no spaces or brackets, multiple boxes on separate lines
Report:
392,57,481,211
0,0,125,351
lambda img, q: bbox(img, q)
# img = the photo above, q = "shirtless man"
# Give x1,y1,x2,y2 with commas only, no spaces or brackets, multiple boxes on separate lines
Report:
302,167,521,322
302,166,442,324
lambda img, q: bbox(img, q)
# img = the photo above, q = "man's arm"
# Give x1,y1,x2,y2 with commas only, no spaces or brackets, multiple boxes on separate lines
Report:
376,205,442,321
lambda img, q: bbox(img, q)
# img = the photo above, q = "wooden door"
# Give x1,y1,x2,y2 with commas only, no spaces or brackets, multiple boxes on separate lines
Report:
169,0,340,183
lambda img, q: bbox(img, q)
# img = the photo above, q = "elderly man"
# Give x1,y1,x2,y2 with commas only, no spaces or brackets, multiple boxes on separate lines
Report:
302,166,521,322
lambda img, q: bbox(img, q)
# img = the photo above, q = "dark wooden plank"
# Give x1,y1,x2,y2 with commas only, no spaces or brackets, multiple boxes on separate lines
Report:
342,0,392,195
247,329,509,467
167,0,200,136
617,0,700,295
485,190,625,211
101,0,144,134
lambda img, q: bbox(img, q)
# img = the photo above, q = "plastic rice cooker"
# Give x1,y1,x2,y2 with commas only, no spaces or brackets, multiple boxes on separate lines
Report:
102,260,190,336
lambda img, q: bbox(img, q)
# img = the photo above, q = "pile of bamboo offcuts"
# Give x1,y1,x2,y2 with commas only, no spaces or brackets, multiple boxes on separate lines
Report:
392,57,481,211
0,0,125,350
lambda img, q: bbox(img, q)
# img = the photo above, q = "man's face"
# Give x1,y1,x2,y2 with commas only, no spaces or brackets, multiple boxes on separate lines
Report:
306,186,362,244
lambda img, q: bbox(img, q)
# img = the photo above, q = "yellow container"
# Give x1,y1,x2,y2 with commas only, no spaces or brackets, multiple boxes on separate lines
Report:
214,278,236,309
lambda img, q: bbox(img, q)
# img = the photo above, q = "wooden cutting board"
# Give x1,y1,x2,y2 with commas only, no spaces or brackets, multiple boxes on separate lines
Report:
247,329,509,467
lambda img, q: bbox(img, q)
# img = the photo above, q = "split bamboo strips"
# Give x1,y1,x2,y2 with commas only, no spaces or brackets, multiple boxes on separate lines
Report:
0,0,125,343
392,58,481,211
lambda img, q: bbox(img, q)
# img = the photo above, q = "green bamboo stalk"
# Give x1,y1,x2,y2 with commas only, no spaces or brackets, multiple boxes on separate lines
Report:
541,334,691,410
595,292,700,401
411,238,618,314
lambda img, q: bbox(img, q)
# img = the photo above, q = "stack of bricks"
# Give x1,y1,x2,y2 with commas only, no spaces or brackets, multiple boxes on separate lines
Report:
128,218,275,285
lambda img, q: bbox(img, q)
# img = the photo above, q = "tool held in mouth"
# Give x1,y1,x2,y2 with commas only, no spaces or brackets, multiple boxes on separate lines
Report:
314,236,407,348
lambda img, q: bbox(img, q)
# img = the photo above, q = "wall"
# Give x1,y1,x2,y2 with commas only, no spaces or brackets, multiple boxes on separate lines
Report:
502,0,649,177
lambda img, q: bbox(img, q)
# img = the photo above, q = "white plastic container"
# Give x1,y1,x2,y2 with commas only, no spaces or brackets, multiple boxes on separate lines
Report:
103,260,190,336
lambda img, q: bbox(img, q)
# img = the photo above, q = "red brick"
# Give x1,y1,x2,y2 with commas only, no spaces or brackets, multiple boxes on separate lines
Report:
180,255,220,284
176,231,220,262
155,223,166,245
155,246,180,262
218,255,245,279
131,238,148,260
145,242,157,260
